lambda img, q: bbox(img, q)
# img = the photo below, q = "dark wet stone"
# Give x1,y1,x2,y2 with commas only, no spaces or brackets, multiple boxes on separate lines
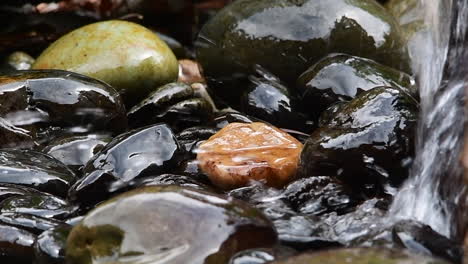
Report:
270,247,449,264
196,0,410,105
0,192,78,220
240,74,308,131
0,116,37,149
211,112,260,129
69,124,183,206
297,53,417,120
128,82,214,131
0,224,36,264
107,174,212,197
228,249,275,264
176,126,219,154
317,102,347,127
41,134,112,173
34,224,71,264
0,70,127,145
65,216,84,226
229,184,339,250
299,87,418,195
391,220,463,263
66,185,277,264
0,183,40,203
0,212,64,235
281,176,361,216
0,150,76,197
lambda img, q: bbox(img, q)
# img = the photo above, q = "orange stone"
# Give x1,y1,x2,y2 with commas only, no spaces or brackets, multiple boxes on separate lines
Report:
197,122,303,189
178,59,205,84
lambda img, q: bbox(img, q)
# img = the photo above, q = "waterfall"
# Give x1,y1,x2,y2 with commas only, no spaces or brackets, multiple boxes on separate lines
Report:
389,0,468,240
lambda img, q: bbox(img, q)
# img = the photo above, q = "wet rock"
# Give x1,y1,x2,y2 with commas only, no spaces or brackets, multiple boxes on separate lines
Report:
212,112,260,129
228,249,275,264
0,70,127,145
0,224,36,264
66,185,277,264
33,20,179,107
240,75,308,131
391,220,463,263
41,134,112,173
281,176,361,216
178,60,205,84
299,87,418,195
0,212,64,235
0,150,76,198
196,0,410,105
69,124,183,206
176,126,219,154
0,183,40,203
34,225,71,264
270,247,449,264
0,192,78,220
0,51,35,72
197,122,303,189
128,82,214,131
0,117,37,148
297,53,417,120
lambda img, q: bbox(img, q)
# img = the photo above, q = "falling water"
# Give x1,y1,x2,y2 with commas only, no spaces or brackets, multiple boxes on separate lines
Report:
389,0,468,240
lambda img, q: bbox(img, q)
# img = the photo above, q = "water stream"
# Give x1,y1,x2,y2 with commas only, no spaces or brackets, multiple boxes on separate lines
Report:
388,0,468,240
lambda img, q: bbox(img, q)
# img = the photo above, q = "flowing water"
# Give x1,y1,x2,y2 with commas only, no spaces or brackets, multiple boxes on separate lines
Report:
388,0,468,240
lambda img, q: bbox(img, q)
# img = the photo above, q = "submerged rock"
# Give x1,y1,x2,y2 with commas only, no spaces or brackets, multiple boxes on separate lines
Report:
197,122,303,189
0,70,127,146
69,124,183,206
270,247,449,264
33,20,179,107
66,185,277,264
299,87,418,195
0,150,76,198
196,0,410,104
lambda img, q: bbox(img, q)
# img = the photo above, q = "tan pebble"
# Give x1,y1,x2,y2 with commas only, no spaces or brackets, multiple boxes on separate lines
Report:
178,59,205,84
197,122,303,189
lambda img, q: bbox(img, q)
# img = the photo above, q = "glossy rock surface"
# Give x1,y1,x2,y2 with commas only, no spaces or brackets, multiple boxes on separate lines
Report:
0,70,127,146
241,75,307,131
33,20,179,107
0,150,76,197
299,87,418,195
270,248,449,264
42,134,112,173
34,225,71,264
196,0,410,104
128,82,213,131
297,53,416,120
197,122,303,189
66,186,277,264
0,224,36,264
0,192,77,219
69,124,183,205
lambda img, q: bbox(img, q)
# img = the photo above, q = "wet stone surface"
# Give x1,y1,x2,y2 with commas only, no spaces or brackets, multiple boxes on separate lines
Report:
0,150,76,198
66,185,277,264
69,123,183,206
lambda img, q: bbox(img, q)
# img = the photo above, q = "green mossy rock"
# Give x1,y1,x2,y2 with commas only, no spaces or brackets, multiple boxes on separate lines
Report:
196,0,410,104
66,185,277,264
33,20,179,107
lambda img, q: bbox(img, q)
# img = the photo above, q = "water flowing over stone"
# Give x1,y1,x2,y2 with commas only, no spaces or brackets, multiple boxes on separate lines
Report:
389,0,468,240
